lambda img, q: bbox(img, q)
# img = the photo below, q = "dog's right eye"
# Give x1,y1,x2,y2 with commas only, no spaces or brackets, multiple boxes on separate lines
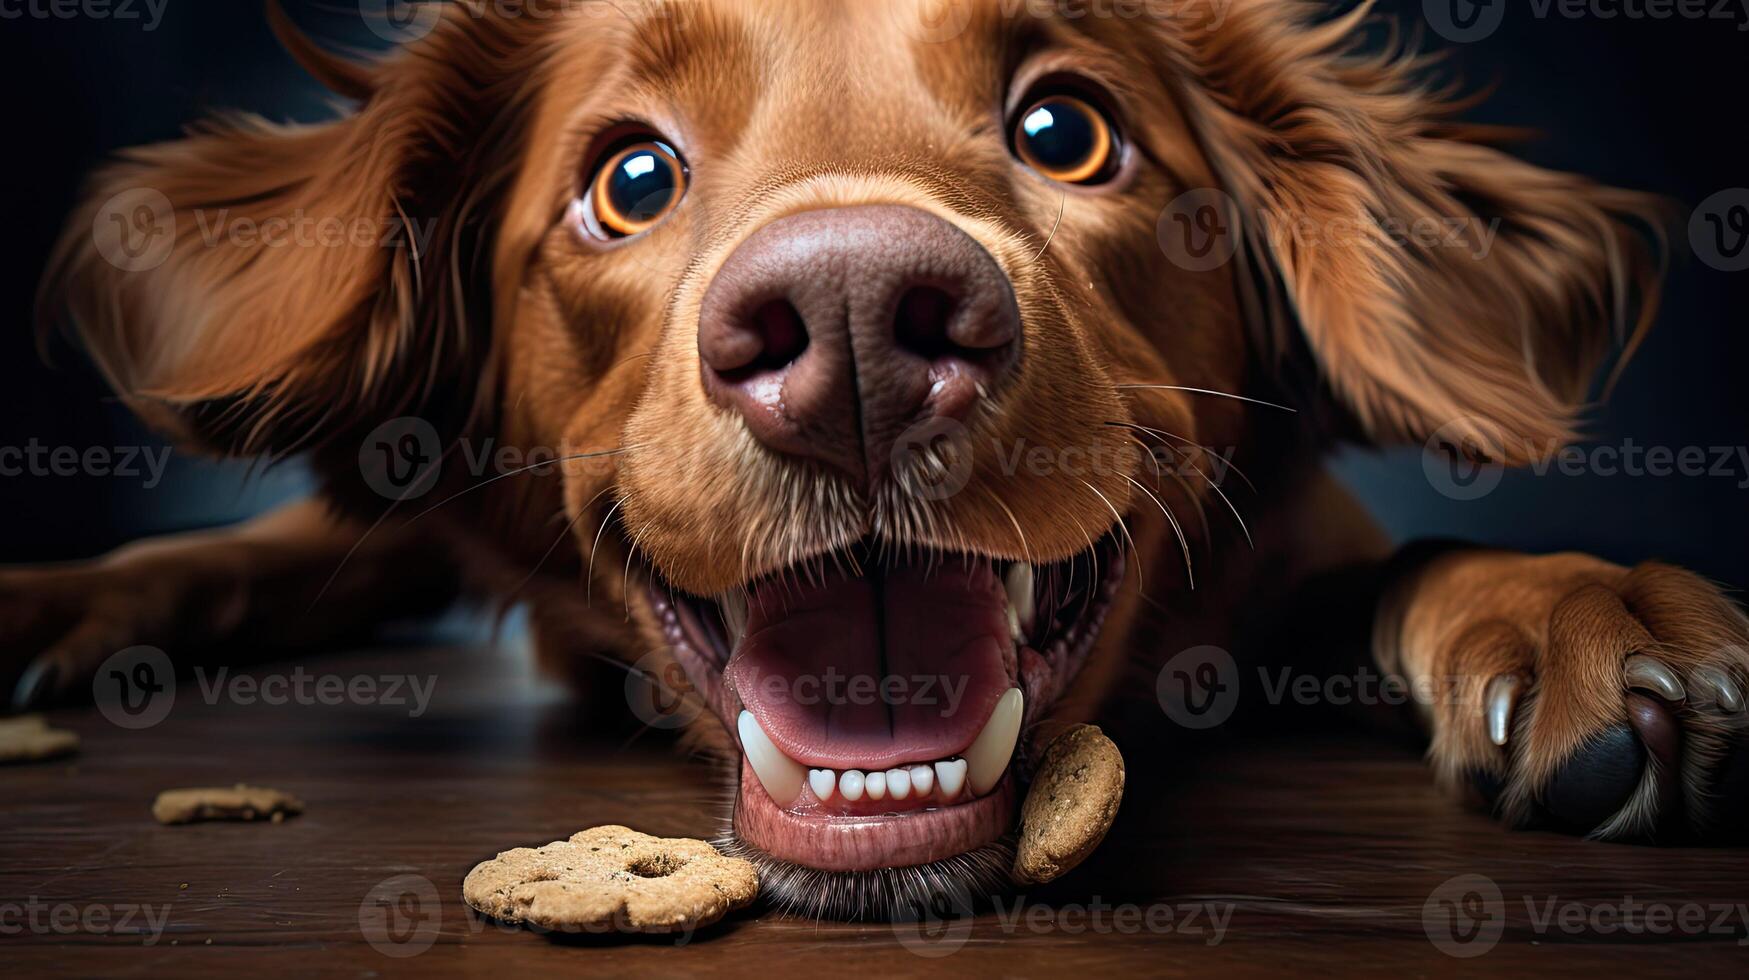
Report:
581,137,688,240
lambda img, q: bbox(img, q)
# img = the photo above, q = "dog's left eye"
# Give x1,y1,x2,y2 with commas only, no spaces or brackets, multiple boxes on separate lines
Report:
1012,94,1120,185
582,138,688,240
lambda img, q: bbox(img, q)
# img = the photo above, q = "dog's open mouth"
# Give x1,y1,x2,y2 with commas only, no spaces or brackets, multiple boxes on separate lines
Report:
647,534,1124,911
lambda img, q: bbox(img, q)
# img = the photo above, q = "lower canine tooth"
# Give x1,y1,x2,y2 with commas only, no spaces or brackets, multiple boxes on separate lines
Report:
886,768,911,799
965,688,1024,796
738,710,805,806
839,770,865,802
809,769,836,803
935,758,967,800
866,770,887,800
1006,563,1035,635
720,590,749,641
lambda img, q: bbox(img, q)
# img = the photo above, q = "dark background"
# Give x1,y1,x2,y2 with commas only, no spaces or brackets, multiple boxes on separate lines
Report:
1,0,1744,585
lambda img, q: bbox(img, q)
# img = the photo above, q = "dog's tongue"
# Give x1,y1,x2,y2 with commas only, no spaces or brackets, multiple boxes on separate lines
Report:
725,557,1015,771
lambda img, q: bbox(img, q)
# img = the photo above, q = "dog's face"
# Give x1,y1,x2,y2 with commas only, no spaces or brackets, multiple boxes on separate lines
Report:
499,1,1229,901
52,0,1658,915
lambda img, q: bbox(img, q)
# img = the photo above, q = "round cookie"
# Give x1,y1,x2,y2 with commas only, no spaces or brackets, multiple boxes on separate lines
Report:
463,826,759,935
1013,724,1125,885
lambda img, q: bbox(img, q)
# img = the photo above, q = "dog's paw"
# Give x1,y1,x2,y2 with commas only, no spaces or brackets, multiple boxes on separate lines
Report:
0,559,238,710
1404,554,1749,842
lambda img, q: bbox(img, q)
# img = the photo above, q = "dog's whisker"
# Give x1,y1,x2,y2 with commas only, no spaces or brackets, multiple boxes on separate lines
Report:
1114,384,1298,413
586,496,625,607
1027,189,1068,266
1121,432,1213,549
1112,421,1258,494
1122,474,1195,592
1078,478,1145,593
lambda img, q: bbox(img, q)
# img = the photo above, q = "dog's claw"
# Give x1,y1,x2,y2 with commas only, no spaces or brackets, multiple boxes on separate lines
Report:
1623,654,1686,704
11,659,57,711
1484,674,1523,747
1689,665,1743,714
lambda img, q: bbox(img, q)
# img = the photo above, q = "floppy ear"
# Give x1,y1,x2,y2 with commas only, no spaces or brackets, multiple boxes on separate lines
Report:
1166,0,1664,464
39,7,521,456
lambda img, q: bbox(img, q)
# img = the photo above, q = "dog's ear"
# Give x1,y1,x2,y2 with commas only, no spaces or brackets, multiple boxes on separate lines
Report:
1166,2,1665,463
40,9,520,456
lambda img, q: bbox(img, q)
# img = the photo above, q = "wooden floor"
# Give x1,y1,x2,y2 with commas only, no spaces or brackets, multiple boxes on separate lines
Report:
4,639,1746,977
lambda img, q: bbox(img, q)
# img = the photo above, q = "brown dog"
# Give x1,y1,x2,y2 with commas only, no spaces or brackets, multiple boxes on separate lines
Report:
12,0,1747,917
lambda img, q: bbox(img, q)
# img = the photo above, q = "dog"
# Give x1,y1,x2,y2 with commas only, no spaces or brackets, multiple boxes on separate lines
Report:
10,0,1747,918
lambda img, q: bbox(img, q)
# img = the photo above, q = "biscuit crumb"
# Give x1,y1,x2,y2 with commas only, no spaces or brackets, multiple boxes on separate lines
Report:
0,715,79,764
152,784,304,825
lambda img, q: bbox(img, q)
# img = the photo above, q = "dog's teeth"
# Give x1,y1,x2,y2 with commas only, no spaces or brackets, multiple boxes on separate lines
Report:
719,590,749,642
965,687,1024,796
908,764,934,796
839,769,865,802
865,770,887,800
809,768,836,803
886,768,911,800
738,710,805,806
934,759,967,800
1005,562,1035,637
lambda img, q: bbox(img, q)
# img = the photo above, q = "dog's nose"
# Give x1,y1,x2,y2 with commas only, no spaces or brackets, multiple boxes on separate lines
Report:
698,205,1019,483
